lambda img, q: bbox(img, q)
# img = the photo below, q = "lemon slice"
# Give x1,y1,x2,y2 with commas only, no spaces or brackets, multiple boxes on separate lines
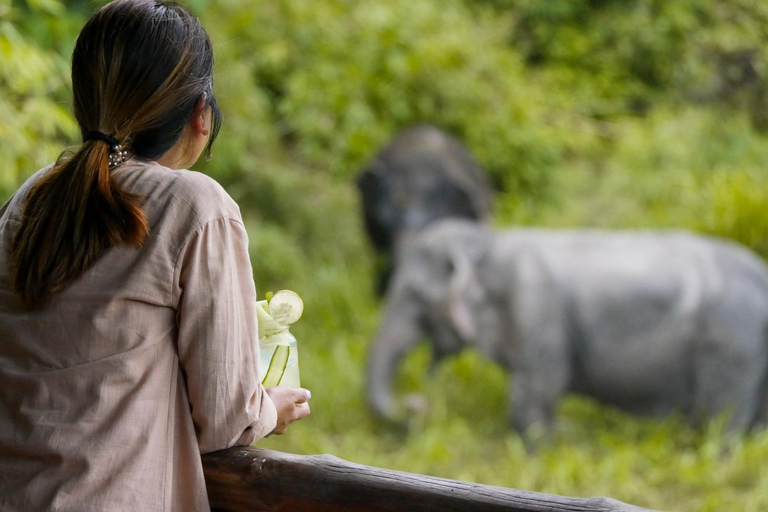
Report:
268,290,304,325
262,345,290,387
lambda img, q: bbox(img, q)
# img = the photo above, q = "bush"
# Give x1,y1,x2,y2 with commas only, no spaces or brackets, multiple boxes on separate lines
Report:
0,0,80,201
501,106,768,261
474,0,768,130
204,0,568,197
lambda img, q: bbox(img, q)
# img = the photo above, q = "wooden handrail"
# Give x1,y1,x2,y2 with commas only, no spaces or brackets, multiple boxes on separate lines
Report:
202,447,660,512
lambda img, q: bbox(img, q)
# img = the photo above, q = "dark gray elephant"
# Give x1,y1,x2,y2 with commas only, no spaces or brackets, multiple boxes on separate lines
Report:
356,125,493,293
367,219,768,435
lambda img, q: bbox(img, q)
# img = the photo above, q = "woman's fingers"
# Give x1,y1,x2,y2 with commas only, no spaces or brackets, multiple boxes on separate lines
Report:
293,401,311,420
293,388,311,404
265,386,312,435
291,388,311,420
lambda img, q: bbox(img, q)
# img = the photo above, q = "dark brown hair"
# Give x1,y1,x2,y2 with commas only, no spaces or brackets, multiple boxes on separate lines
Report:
11,0,222,305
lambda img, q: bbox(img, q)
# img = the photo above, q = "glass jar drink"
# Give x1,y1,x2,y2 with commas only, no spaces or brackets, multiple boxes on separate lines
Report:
256,291,303,388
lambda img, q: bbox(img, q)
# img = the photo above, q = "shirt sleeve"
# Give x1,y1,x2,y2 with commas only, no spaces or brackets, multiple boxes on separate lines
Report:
173,216,277,454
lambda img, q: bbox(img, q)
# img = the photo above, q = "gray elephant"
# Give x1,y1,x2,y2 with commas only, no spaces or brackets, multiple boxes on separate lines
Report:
367,219,768,435
357,125,493,294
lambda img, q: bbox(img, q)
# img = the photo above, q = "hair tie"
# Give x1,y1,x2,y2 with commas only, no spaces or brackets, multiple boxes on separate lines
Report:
85,131,129,168
85,131,120,147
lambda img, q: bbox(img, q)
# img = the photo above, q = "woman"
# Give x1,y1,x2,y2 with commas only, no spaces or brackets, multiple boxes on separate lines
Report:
0,1,310,510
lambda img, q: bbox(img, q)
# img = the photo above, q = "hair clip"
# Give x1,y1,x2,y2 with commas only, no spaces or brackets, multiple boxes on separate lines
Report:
108,144,129,168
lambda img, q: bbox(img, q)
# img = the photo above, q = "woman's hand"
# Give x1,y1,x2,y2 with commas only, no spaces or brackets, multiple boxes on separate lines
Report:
266,387,311,435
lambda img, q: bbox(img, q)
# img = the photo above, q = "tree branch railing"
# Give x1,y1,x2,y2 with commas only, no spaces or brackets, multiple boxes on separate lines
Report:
202,446,660,512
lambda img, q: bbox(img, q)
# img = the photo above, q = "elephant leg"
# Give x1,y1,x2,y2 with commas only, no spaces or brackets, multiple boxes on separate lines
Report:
692,330,768,432
508,321,571,439
502,253,570,438
510,367,569,438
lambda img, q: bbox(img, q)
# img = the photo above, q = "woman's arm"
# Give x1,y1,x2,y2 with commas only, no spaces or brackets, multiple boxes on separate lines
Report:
173,216,277,454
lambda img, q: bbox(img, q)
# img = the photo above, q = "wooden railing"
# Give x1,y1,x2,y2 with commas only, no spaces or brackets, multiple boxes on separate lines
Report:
202,447,660,512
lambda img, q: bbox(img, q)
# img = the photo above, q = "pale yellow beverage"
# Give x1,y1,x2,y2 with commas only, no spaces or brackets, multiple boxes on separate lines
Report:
256,291,303,388
259,332,300,388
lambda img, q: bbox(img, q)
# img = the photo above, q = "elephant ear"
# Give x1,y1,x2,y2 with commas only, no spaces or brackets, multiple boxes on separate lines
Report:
357,159,397,253
447,247,479,343
442,222,493,343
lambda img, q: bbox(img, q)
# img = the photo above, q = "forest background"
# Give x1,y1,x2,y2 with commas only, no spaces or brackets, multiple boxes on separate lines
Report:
4,0,768,510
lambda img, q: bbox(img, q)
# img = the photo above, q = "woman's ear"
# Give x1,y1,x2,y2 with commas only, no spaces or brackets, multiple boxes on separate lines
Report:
190,94,210,137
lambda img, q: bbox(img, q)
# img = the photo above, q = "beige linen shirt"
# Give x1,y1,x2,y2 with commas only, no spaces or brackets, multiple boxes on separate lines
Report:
0,161,277,511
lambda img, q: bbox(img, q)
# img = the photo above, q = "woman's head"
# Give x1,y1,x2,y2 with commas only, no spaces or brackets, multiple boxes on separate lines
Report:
74,0,222,161
12,0,221,305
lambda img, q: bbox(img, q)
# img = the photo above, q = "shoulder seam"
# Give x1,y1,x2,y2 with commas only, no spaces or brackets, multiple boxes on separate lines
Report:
170,216,247,306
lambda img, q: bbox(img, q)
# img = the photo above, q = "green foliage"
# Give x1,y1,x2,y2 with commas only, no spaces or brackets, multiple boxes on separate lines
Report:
205,0,564,196
702,172,768,258
4,0,768,510
0,0,80,200
501,106,768,261
476,0,768,128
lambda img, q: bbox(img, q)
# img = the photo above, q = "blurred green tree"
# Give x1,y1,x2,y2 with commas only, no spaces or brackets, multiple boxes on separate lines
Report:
0,0,82,201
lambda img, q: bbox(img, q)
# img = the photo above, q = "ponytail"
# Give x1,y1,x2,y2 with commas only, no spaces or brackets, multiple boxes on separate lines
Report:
11,138,148,305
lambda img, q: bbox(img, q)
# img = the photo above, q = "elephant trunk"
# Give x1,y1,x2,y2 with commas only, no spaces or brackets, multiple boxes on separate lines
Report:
367,290,424,422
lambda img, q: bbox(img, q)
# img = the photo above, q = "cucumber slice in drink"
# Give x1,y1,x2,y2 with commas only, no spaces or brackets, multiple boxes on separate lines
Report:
262,345,290,387
268,290,304,325
256,300,284,338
